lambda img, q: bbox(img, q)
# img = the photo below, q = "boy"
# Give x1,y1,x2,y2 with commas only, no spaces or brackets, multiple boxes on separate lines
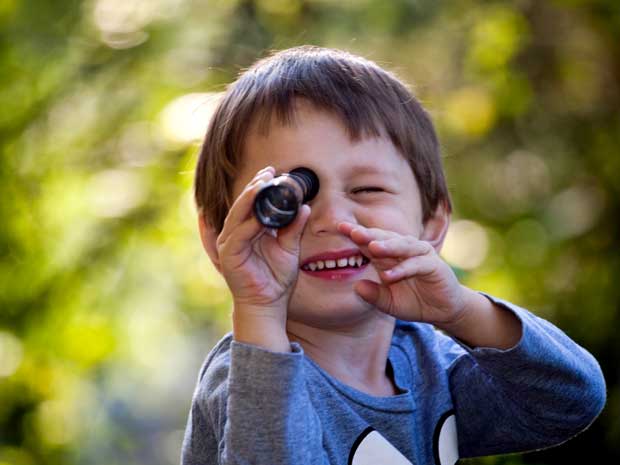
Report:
181,46,606,465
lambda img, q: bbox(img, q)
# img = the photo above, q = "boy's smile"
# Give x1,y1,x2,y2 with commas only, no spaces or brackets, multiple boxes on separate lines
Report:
300,246,371,280
231,99,429,327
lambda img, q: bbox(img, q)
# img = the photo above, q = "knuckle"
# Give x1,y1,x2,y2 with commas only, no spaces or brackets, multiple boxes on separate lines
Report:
422,242,434,254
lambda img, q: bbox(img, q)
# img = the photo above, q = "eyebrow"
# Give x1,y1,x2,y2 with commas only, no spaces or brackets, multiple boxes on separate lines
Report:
276,164,394,178
347,165,393,177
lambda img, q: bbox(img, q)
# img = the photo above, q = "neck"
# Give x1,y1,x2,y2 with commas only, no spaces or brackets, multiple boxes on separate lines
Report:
286,312,397,396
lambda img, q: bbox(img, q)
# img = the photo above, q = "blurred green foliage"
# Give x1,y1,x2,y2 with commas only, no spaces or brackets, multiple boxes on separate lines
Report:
1,0,618,464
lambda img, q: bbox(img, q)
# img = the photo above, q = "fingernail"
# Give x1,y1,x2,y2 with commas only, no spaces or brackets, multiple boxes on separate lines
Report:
384,271,398,281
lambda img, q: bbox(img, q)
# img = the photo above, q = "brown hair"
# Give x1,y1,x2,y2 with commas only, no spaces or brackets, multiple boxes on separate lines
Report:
195,45,451,233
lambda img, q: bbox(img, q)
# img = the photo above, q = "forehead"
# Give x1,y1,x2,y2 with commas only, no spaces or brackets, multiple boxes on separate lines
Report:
239,102,409,182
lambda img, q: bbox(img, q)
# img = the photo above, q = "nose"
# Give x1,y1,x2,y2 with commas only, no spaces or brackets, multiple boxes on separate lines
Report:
306,190,356,236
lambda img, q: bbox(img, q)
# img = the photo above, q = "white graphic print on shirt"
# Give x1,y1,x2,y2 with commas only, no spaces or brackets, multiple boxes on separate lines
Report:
349,411,458,465
349,428,413,465
433,411,459,465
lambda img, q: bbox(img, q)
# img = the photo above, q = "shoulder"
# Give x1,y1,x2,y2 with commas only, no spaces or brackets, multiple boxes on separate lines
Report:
193,332,234,418
181,335,233,462
198,332,234,382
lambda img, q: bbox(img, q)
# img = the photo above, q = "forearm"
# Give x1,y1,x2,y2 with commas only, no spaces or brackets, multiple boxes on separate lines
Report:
443,293,606,456
437,286,522,350
223,340,327,464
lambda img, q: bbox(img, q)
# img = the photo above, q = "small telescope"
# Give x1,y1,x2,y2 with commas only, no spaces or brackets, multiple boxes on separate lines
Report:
253,167,320,229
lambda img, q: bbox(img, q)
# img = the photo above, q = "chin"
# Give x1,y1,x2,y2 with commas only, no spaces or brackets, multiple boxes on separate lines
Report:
287,295,380,329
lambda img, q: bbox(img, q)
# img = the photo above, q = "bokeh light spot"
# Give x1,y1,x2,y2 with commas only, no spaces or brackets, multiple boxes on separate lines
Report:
89,169,146,218
441,220,489,270
443,87,496,137
545,184,606,239
159,93,222,145
0,331,23,378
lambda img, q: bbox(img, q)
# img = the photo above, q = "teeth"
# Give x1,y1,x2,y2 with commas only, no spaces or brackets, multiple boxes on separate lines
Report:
303,255,366,271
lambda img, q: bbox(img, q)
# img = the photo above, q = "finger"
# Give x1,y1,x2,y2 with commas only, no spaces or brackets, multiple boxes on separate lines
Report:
353,280,395,315
220,212,266,258
380,255,436,283
277,204,311,255
336,227,398,271
220,169,275,241
337,222,397,244
250,165,276,182
369,256,401,273
242,166,276,190
336,221,357,236
243,166,277,192
338,223,396,263
368,237,433,259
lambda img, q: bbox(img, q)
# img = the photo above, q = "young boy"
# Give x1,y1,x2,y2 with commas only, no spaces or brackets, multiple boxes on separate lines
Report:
181,46,606,465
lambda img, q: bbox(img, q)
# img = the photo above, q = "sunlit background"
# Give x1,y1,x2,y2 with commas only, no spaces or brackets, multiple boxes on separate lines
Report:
1,0,619,464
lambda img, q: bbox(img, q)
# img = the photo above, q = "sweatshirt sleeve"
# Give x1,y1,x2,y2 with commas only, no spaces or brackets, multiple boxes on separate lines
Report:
181,338,330,465
444,293,607,458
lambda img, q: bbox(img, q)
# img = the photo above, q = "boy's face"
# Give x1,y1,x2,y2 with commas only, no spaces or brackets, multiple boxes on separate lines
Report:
231,101,444,329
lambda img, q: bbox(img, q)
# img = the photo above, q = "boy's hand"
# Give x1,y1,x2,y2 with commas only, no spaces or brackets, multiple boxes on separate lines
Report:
337,222,469,327
216,166,311,332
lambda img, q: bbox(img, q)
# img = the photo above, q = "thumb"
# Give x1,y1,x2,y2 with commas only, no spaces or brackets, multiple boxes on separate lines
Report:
277,204,311,254
354,280,395,315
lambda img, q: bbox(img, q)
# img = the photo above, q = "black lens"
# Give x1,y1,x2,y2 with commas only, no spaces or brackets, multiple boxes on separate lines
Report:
264,185,297,211
254,184,298,228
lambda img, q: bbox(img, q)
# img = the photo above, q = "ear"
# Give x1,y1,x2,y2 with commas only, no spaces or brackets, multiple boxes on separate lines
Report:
198,212,223,274
420,201,450,253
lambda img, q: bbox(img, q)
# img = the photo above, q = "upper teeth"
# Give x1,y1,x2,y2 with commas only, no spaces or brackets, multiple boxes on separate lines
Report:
303,255,366,271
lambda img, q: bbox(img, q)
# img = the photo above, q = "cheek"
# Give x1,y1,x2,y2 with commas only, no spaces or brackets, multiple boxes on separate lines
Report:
358,205,422,236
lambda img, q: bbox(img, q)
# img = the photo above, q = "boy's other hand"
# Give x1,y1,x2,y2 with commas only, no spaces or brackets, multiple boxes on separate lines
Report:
337,222,469,327
216,166,311,327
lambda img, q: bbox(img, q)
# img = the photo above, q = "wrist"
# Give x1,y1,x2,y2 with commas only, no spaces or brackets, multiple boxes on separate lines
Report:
437,287,522,350
436,285,479,334
232,303,291,353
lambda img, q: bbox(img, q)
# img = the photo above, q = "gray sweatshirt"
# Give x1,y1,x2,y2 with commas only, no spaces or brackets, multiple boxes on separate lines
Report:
180,293,606,464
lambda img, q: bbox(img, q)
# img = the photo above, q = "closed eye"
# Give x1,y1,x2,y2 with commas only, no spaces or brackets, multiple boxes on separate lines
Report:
353,187,384,194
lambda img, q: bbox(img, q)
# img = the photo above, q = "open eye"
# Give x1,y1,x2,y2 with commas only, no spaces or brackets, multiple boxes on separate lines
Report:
353,187,384,194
